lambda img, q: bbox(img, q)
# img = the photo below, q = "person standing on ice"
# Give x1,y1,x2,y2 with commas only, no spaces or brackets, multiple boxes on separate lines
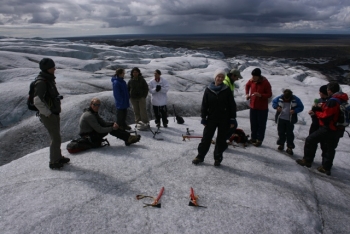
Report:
192,69,236,167
245,68,272,147
33,58,70,169
296,82,349,176
148,69,170,128
127,67,149,130
272,89,304,155
223,69,242,142
111,68,131,131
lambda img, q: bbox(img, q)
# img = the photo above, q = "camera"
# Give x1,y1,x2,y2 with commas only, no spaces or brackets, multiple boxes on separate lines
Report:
56,95,63,100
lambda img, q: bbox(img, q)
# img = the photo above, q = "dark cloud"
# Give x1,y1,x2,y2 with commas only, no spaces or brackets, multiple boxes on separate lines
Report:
0,0,349,37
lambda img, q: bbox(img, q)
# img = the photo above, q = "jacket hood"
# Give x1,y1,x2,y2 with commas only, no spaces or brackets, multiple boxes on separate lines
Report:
332,92,349,102
208,82,228,93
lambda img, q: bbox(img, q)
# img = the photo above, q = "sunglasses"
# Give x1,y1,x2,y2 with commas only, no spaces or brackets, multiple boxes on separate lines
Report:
93,103,101,107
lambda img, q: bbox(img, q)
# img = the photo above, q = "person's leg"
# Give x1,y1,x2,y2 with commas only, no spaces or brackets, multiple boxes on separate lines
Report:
153,106,160,126
250,109,259,140
322,131,341,171
286,122,295,149
197,121,217,160
117,109,127,128
303,127,327,163
139,97,149,124
160,105,168,126
214,120,230,161
130,98,141,123
276,119,287,147
256,109,268,142
109,129,130,142
40,114,62,163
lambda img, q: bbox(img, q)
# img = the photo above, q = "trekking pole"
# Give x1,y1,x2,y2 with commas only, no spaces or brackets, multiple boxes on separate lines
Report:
186,128,194,135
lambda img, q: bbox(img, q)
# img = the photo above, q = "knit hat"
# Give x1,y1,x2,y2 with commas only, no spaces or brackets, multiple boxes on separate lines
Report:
230,69,243,79
319,85,328,96
213,69,226,80
251,68,261,77
39,58,55,72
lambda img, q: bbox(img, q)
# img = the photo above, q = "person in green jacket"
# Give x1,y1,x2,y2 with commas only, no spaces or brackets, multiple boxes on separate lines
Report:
223,69,242,95
223,69,242,142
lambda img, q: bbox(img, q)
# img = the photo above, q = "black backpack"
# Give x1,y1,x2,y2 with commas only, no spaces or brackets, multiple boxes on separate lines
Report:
66,137,110,154
27,78,45,111
173,104,185,124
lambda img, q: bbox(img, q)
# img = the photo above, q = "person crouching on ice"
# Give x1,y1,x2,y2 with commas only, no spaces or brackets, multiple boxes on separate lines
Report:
79,98,141,147
192,69,236,167
148,69,170,128
272,89,304,155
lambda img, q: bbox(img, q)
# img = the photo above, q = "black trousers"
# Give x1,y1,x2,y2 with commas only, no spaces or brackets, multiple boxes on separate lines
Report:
250,109,268,142
277,119,295,149
308,122,327,160
117,109,128,128
197,120,229,161
304,127,341,170
153,105,168,126
82,129,130,146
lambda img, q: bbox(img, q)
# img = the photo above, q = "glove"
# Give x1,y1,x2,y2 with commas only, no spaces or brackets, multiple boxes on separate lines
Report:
156,85,161,92
201,119,208,125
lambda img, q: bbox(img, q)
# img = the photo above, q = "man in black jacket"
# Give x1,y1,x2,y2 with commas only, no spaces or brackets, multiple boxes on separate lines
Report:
34,58,70,169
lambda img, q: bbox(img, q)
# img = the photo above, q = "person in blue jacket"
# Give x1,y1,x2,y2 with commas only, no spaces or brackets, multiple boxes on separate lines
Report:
272,89,304,155
111,68,131,131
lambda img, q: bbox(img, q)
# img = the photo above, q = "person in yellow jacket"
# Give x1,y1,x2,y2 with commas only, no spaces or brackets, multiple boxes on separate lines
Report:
223,69,242,142
223,69,242,95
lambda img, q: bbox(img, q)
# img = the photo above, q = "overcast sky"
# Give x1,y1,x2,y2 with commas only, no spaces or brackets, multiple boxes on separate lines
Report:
0,0,350,38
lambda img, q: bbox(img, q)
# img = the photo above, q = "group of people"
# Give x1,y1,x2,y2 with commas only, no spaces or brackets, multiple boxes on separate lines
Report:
192,68,348,176
33,58,348,176
33,58,170,169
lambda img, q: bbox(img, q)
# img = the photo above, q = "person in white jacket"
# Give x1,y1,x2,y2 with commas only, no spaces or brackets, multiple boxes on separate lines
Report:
148,69,170,127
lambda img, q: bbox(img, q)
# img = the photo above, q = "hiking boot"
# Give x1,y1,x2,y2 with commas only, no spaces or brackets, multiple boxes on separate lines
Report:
49,162,64,169
277,145,284,151
125,135,141,146
286,148,293,155
248,138,257,144
296,159,312,168
252,140,262,147
163,124,168,128
59,156,70,164
192,157,204,165
214,157,223,167
317,166,331,176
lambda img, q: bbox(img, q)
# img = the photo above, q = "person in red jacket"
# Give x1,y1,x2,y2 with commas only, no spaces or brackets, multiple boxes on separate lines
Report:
296,82,349,175
245,68,272,147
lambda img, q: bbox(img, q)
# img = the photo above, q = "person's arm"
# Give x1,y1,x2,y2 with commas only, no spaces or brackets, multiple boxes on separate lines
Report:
261,80,272,99
160,79,170,93
33,80,51,117
142,79,149,97
272,96,280,109
112,81,123,104
245,80,251,99
85,114,113,133
293,96,304,114
148,80,157,94
200,89,209,125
